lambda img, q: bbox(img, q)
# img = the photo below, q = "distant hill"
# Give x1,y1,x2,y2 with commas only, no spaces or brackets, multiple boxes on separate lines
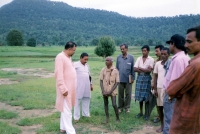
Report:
0,0,199,46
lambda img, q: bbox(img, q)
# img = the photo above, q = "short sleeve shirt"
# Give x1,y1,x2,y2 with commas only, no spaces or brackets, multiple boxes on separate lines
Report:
100,66,119,96
153,61,165,88
134,56,154,69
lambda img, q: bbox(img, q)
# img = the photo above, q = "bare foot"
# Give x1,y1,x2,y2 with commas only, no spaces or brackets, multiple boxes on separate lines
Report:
116,119,120,123
74,120,79,123
102,118,109,124
156,127,163,133
60,129,66,133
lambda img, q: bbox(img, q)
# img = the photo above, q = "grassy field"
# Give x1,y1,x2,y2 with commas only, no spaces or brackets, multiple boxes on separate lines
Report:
0,46,159,134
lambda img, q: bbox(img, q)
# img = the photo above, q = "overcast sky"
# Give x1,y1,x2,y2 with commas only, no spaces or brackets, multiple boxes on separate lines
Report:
0,0,199,17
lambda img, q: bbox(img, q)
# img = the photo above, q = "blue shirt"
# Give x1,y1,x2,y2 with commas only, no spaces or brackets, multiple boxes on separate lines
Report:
116,54,135,83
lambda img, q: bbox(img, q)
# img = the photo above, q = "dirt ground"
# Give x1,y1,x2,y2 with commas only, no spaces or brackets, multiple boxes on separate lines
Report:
0,68,160,134
1,68,54,78
0,78,19,85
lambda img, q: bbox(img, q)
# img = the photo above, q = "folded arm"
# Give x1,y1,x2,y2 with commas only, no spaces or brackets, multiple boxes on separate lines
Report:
166,65,195,98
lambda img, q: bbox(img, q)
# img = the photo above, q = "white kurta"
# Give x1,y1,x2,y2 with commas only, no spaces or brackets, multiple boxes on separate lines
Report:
74,61,91,99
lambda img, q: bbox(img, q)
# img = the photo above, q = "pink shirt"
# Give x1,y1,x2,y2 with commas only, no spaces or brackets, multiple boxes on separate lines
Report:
54,51,76,111
163,51,190,90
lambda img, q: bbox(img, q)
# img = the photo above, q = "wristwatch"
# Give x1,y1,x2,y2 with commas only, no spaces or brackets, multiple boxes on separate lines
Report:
168,96,172,102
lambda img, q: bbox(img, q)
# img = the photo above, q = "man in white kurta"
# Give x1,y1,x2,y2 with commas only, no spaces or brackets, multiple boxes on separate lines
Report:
74,53,92,121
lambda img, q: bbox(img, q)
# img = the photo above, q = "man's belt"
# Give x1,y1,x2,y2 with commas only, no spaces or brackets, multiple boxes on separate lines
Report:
138,72,150,75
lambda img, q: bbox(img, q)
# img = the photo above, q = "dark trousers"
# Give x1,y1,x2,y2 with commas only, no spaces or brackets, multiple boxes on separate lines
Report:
118,82,132,110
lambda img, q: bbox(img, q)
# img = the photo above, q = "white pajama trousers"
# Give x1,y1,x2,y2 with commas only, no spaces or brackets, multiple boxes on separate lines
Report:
60,100,76,134
74,97,90,120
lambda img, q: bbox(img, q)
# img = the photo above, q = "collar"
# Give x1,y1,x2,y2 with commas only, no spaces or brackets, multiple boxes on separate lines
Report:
121,54,129,59
62,51,71,59
164,59,171,68
156,57,162,61
171,51,185,60
189,53,200,64
106,66,115,70
78,60,87,66
141,55,151,59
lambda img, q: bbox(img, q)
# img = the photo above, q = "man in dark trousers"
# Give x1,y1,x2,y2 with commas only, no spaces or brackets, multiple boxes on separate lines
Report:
116,44,135,113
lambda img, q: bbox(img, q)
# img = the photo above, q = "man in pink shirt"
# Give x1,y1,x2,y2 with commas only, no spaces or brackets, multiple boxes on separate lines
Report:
163,34,190,134
55,41,77,134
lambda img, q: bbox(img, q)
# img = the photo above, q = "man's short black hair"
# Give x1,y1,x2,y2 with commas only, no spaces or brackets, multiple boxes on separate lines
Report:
64,41,77,50
80,52,89,58
155,45,164,50
141,45,150,51
120,43,128,49
187,25,200,41
161,47,170,55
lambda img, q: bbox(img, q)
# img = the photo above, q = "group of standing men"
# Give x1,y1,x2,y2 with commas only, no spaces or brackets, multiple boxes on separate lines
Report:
54,25,200,134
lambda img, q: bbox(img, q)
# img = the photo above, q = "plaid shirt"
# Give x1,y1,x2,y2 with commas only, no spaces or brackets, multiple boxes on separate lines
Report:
166,53,200,134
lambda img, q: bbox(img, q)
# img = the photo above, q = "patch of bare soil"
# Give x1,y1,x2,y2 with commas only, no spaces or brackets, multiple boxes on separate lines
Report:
0,101,57,134
0,78,19,85
131,125,160,134
1,68,54,78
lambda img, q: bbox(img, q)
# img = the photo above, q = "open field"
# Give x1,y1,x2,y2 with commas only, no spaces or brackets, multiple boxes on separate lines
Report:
0,46,160,134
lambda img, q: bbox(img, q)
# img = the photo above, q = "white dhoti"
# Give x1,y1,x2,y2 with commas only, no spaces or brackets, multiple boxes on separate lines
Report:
60,100,76,134
74,97,90,120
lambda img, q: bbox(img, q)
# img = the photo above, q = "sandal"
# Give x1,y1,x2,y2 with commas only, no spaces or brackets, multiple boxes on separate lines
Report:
135,113,143,118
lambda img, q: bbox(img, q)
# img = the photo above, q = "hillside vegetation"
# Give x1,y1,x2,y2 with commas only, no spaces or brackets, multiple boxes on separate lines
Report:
0,0,199,46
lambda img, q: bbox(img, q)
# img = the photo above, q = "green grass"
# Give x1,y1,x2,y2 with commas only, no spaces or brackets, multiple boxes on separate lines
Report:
0,78,55,109
0,121,21,134
0,46,159,133
0,109,18,119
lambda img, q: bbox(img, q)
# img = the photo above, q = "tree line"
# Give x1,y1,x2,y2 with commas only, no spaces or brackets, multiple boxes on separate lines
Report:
5,29,116,59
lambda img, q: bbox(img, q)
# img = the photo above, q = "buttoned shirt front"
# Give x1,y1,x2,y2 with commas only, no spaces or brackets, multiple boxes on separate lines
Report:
116,54,135,83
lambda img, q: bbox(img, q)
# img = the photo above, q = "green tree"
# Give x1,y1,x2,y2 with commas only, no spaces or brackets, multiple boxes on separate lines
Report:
90,38,99,46
148,39,153,46
84,43,88,47
27,38,36,47
94,36,116,58
6,30,24,46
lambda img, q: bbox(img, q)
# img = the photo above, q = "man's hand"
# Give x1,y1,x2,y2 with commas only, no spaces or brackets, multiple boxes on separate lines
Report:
107,91,113,96
148,65,152,69
131,80,134,83
151,84,154,90
90,84,93,91
102,91,107,96
168,96,172,103
63,91,68,96
154,89,158,98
